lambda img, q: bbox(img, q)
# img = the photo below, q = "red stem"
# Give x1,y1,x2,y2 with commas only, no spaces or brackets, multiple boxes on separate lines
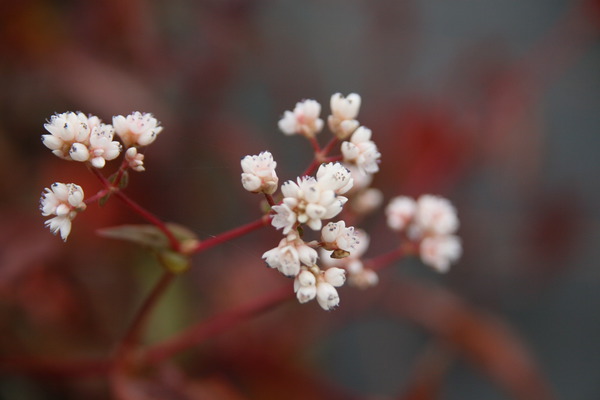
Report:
90,168,181,252
143,284,294,365
365,247,407,272
116,271,176,356
190,214,270,254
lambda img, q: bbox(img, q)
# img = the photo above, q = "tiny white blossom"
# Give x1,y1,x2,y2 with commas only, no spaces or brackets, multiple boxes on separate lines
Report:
40,183,86,241
42,112,99,160
344,164,373,193
321,221,359,252
125,147,145,172
420,235,462,273
86,124,122,168
316,162,353,194
414,195,459,236
262,233,318,277
278,99,324,137
328,93,361,139
351,188,383,215
321,229,378,289
270,203,297,234
324,267,346,287
240,151,279,195
316,281,340,310
386,196,417,232
279,176,347,232
294,268,318,303
113,112,163,147
341,126,381,174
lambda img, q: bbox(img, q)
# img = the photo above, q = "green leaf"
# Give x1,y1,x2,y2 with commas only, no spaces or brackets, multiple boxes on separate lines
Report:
97,224,170,248
96,223,198,250
119,170,129,189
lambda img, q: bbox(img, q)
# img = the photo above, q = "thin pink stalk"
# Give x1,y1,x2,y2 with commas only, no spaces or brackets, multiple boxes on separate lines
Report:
116,271,176,355
190,214,270,254
264,193,276,207
84,188,112,204
365,247,406,272
143,284,294,365
90,168,181,252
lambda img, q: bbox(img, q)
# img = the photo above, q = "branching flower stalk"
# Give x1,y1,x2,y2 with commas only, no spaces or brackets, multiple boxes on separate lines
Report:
34,93,463,389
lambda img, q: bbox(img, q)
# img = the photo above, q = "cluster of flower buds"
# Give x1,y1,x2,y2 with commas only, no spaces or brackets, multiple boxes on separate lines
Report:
242,93,385,310
39,111,162,240
385,195,462,272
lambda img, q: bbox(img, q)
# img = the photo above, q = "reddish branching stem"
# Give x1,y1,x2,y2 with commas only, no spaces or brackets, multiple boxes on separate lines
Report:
190,214,270,254
143,284,294,365
90,168,182,252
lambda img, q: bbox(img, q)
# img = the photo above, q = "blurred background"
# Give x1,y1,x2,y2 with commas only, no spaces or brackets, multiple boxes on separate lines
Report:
1,0,599,399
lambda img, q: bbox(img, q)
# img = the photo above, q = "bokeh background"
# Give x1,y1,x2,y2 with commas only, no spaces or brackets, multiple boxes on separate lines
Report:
1,0,599,399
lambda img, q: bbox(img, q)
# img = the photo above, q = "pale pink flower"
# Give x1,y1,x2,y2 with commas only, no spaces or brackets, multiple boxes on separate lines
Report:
414,195,459,236
125,147,145,172
240,151,279,194
40,182,86,241
113,112,162,147
278,99,324,137
321,221,359,252
385,196,417,232
341,126,381,174
262,233,318,277
328,93,361,139
316,162,353,194
419,235,462,273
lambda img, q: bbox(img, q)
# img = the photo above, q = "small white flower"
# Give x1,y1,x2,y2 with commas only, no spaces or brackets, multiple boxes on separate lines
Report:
125,147,145,172
42,112,99,160
414,195,459,236
351,188,383,215
341,126,381,174
40,183,86,241
279,177,347,232
386,196,417,232
270,203,297,234
113,112,163,147
262,233,318,277
328,93,361,139
324,267,346,287
294,269,318,303
86,124,122,168
419,235,462,273
316,162,353,194
316,281,340,310
278,99,324,137
321,229,377,289
321,221,359,252
240,151,279,194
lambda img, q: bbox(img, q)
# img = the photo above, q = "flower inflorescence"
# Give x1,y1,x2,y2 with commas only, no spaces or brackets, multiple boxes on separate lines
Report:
39,111,162,240
242,93,462,310
37,95,462,313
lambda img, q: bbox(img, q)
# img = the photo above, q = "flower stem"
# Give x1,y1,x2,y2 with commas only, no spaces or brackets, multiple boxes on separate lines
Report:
115,271,176,358
365,247,407,272
90,168,181,252
190,214,270,254
143,284,293,365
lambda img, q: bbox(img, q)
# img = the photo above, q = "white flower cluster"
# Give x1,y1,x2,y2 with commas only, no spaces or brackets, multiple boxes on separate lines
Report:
39,111,163,240
277,93,381,177
39,183,86,241
386,195,462,272
321,229,378,289
260,162,358,310
242,93,386,310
